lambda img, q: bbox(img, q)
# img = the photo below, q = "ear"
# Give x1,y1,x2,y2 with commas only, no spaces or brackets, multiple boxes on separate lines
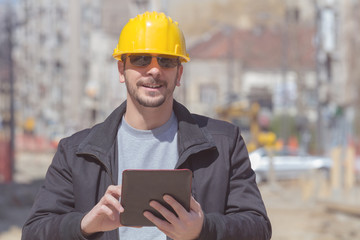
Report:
176,64,183,87
118,60,125,83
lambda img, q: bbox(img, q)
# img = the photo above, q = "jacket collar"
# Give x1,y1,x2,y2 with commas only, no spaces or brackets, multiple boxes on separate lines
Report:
173,101,216,157
76,100,215,167
77,101,126,158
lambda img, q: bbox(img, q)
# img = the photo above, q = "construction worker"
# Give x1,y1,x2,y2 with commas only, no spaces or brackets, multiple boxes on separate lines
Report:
22,12,271,240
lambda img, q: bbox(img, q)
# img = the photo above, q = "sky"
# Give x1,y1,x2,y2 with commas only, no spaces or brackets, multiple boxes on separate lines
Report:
0,0,14,5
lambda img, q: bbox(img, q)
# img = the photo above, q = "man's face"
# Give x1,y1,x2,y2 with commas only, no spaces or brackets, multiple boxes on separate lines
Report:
118,54,183,108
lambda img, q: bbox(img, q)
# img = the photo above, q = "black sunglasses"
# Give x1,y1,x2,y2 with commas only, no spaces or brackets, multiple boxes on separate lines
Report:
127,54,180,68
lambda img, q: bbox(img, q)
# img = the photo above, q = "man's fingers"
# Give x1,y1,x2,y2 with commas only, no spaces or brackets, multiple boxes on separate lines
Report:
80,185,125,235
162,195,188,219
105,185,122,198
101,192,124,212
190,196,202,212
143,211,172,230
101,185,124,212
149,200,179,224
100,204,117,221
144,196,204,240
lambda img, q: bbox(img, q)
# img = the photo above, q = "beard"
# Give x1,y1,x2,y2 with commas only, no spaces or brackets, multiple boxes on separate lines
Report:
124,70,179,108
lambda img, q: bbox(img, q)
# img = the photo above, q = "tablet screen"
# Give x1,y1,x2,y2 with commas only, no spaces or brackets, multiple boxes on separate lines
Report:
120,169,192,226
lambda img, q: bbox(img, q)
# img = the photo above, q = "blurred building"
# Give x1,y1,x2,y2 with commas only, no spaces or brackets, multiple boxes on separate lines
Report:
312,0,360,152
184,0,359,153
12,0,163,140
0,5,10,138
185,1,318,118
13,0,104,139
283,0,360,153
186,26,316,118
0,2,14,182
9,0,360,153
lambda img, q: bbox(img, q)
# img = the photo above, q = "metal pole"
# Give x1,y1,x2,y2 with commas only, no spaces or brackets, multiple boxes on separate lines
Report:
314,0,324,155
5,1,15,182
280,7,289,143
224,25,234,104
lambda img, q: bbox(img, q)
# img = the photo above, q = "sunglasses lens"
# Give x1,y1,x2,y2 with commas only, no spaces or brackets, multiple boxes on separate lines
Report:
129,55,152,66
157,56,179,68
128,55,179,68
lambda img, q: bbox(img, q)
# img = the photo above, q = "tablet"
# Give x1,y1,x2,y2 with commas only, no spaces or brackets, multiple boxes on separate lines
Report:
120,169,192,226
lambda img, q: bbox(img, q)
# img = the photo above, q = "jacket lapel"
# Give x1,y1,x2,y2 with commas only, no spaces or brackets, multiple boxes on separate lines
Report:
173,101,216,168
76,101,127,184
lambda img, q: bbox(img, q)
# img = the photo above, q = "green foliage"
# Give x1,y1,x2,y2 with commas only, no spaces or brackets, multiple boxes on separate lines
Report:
269,113,320,153
269,114,298,142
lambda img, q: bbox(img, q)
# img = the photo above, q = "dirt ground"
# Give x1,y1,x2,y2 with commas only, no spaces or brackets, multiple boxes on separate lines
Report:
260,181,360,240
0,151,359,240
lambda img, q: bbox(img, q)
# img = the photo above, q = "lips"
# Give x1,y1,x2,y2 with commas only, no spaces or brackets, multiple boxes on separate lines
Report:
143,84,162,89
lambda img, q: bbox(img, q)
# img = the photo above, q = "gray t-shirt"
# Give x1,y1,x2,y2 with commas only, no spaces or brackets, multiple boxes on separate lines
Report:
117,112,178,240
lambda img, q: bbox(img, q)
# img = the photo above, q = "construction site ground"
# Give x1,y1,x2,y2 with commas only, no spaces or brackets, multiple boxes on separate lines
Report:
1,151,360,240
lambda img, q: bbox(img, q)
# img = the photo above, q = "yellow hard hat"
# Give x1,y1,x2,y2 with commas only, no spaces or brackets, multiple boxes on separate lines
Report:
113,11,190,62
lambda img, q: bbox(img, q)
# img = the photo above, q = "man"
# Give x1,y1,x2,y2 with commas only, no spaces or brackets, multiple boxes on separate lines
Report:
22,11,271,240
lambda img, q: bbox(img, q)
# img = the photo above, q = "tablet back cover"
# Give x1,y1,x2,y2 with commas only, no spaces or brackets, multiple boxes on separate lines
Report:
120,169,192,226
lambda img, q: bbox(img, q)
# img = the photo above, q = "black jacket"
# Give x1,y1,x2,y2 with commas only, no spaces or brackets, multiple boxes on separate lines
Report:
22,100,271,240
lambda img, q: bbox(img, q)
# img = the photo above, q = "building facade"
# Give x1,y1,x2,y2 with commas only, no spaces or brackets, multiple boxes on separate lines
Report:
12,0,163,140
10,0,359,152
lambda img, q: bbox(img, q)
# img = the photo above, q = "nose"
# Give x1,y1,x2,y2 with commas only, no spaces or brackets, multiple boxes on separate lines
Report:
146,57,161,77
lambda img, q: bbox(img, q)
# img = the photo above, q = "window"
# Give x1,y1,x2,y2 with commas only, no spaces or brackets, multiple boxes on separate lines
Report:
200,84,218,104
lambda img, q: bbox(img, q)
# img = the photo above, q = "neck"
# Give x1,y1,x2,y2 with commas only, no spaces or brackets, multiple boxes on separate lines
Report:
124,98,174,130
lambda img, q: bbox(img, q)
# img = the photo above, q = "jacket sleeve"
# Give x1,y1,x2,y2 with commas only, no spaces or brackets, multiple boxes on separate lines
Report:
198,127,272,240
21,140,102,240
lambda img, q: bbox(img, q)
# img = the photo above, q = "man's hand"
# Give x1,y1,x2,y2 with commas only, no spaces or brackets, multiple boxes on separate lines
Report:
143,195,204,240
80,185,124,236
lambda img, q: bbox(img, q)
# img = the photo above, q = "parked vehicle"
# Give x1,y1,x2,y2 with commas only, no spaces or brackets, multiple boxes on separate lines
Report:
249,147,332,183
